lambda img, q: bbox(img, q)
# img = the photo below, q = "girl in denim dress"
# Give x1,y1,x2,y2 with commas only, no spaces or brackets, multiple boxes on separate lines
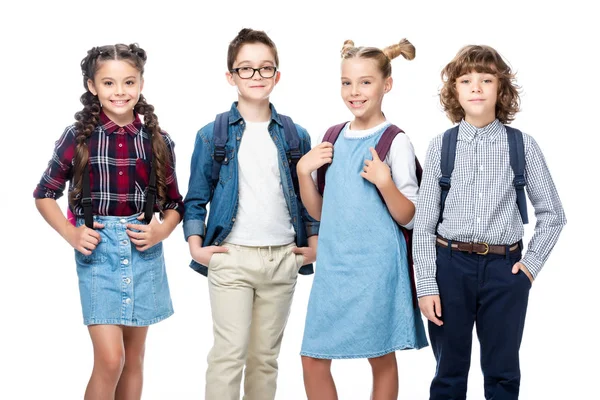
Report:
296,39,428,399
34,44,184,399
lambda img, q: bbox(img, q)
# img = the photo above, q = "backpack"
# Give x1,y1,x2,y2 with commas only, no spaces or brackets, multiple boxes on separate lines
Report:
316,122,422,307
211,111,302,196
438,125,528,229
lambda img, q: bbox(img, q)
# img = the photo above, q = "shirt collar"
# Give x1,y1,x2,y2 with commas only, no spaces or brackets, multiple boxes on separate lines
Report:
458,118,503,142
99,111,143,136
228,101,282,127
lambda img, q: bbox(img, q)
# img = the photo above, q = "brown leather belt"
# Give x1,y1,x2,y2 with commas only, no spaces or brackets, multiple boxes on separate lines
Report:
436,236,519,256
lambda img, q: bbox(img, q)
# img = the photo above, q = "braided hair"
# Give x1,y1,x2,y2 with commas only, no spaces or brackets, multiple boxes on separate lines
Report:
71,44,170,211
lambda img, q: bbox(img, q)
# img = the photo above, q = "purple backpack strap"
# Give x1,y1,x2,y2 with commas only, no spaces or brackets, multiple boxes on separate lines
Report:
375,124,421,308
374,124,403,160
316,122,348,195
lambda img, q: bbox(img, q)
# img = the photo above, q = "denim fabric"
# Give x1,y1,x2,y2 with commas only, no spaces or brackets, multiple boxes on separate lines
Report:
301,124,427,358
75,214,173,326
183,102,319,276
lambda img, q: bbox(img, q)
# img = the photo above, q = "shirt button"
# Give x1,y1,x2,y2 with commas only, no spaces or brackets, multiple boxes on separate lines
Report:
119,171,123,176
214,241,219,245
118,143,123,147
121,240,128,245
120,218,127,224
123,278,131,284
122,259,129,265
124,298,131,304
231,217,236,222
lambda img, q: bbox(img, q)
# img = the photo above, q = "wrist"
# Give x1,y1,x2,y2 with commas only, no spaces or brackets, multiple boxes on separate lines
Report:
297,166,313,178
377,176,394,190
60,220,76,241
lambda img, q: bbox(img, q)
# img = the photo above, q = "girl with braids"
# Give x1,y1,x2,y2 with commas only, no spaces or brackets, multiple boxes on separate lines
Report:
33,43,184,399
296,39,427,399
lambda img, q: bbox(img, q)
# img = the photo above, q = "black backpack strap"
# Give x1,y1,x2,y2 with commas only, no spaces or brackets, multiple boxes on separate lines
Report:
506,126,529,224
82,159,94,229
144,127,157,223
82,127,158,227
144,165,157,223
280,115,301,196
438,126,459,229
211,112,230,188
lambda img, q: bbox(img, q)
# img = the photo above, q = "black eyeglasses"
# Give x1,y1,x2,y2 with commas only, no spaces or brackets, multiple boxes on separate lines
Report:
230,66,278,79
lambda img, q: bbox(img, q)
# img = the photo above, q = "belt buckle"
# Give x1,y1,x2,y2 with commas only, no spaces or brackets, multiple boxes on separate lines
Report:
476,242,489,255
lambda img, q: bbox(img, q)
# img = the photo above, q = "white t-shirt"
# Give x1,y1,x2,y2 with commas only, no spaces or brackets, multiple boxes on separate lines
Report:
312,121,418,229
226,121,296,246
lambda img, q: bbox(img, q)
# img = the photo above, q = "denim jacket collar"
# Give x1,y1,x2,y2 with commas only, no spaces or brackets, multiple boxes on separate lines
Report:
227,101,284,128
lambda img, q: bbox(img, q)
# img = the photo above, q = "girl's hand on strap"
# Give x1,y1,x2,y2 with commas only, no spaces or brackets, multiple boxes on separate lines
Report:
67,221,105,256
296,142,334,176
360,147,392,188
126,214,166,251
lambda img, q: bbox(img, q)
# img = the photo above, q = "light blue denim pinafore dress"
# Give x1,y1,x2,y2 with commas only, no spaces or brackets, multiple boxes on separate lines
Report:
300,123,427,359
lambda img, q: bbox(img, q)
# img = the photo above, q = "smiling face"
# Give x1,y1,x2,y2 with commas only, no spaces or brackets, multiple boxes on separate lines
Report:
226,42,280,103
341,57,392,129
87,59,143,126
455,70,498,127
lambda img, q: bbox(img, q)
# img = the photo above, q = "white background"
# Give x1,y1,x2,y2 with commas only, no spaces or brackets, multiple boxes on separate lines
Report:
1,0,597,399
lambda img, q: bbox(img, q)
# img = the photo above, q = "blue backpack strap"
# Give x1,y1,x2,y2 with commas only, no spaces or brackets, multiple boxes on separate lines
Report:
279,115,301,196
506,126,529,224
438,126,459,228
211,112,230,189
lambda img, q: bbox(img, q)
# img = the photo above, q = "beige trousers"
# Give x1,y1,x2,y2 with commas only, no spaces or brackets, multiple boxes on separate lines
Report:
205,242,304,400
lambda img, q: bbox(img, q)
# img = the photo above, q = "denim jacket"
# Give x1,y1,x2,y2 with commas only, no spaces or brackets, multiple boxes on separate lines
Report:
183,102,319,276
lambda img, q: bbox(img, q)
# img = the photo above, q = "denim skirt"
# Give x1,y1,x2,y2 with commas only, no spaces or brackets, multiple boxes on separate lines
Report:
75,214,174,326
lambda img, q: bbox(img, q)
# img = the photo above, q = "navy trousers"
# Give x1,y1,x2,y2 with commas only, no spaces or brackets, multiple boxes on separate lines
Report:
429,244,531,400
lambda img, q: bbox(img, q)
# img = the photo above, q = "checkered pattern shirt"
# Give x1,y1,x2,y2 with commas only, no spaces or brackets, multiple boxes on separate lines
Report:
413,119,566,297
34,111,184,218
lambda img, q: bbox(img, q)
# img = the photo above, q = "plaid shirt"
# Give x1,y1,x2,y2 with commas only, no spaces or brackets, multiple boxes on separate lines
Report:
34,112,184,218
413,119,566,297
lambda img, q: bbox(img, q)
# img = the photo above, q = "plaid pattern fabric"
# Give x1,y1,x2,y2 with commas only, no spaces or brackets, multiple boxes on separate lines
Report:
34,111,184,218
413,119,566,297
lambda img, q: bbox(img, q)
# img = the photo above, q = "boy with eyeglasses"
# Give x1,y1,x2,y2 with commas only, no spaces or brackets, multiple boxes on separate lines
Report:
183,28,319,400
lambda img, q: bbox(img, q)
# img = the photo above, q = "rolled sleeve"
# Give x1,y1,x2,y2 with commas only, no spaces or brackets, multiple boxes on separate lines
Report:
33,126,76,200
183,219,206,240
162,132,185,219
304,217,320,237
